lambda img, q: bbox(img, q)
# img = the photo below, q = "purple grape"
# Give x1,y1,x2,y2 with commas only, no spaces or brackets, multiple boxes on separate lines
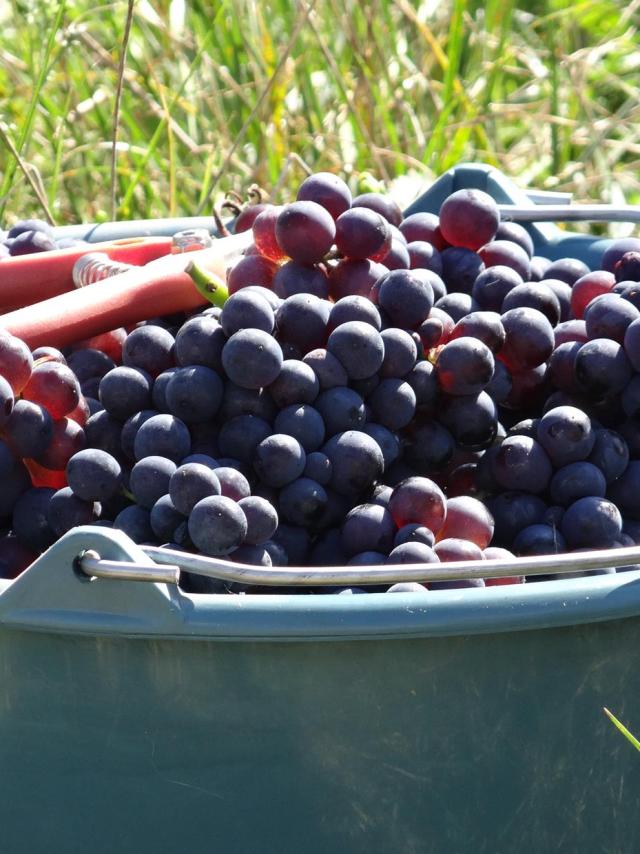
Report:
188,495,248,556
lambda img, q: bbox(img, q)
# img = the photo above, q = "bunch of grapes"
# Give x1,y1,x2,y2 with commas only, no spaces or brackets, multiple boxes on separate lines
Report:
0,218,87,256
2,172,640,594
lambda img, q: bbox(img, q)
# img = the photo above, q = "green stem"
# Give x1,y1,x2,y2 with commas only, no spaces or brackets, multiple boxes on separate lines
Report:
185,260,229,308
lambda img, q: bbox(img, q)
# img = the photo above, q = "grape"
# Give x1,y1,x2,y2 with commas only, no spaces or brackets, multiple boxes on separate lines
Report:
501,282,561,326
0,333,33,393
322,430,384,497
494,221,534,258
587,428,629,483
543,279,572,322
276,293,331,353
471,265,523,311
536,406,595,467
404,239,442,275
20,361,80,420
120,410,159,460
570,271,615,319
12,487,56,552
393,524,435,548
279,477,329,527
133,414,191,462
36,417,86,471
549,461,606,506
66,348,116,382
165,365,223,423
99,366,152,420
174,315,225,371
113,504,154,544
437,495,494,549
219,382,277,423
438,391,497,450
9,230,56,254
386,544,438,566
296,171,351,219
233,203,270,233
574,339,632,397
227,253,277,294
222,328,283,389
346,551,386,566
378,328,417,378
129,456,178,509
547,342,583,395
490,435,552,494
270,524,311,565
438,189,499,251
560,496,623,549
7,218,55,239
402,420,454,474
326,320,385,380
253,434,306,488
47,487,97,537
84,410,123,459
376,269,434,329
66,449,123,502
273,261,329,299
388,476,446,534
303,450,332,485
368,379,416,430
399,212,446,249
513,523,567,556
218,414,271,463
274,404,326,452
485,491,547,548
236,495,278,545
405,360,439,411
435,292,478,323
380,238,411,270
479,240,530,280
440,247,485,295
2,399,53,458
361,423,401,469
214,466,251,501
315,386,366,436
352,192,403,226
328,258,389,301
328,295,382,332
252,205,287,262
485,359,512,404
545,257,590,285
275,201,336,264
623,317,640,370
554,319,588,346
268,359,319,408
499,307,554,371
122,325,175,377
435,338,494,396
149,495,186,543
302,348,348,389
432,538,484,568
335,207,391,261
169,463,222,515
220,290,275,337
446,311,505,353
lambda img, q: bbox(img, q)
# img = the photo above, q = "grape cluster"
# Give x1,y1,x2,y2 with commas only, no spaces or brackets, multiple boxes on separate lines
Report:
2,175,640,593
0,218,87,256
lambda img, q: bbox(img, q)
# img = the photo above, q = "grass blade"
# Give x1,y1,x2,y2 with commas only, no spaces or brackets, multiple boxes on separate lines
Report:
603,707,640,753
111,0,137,221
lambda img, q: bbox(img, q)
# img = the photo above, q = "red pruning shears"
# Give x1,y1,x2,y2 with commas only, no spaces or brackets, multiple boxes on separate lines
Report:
0,236,174,313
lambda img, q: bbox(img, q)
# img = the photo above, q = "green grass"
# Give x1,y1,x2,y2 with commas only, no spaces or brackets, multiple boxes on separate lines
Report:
0,0,639,227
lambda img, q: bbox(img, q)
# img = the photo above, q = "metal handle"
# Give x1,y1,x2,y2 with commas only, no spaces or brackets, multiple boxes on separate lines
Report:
78,549,180,584
497,203,640,225
141,544,640,588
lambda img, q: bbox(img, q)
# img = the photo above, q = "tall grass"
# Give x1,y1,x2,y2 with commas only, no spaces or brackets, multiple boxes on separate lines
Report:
0,0,639,226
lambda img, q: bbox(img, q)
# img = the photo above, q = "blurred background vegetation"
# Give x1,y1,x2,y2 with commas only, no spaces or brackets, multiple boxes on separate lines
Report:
0,0,639,228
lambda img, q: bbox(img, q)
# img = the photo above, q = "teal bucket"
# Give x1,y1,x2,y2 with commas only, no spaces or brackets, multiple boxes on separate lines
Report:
3,165,639,854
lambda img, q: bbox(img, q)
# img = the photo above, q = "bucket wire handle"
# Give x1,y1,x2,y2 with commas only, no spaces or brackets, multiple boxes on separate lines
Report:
136,544,640,588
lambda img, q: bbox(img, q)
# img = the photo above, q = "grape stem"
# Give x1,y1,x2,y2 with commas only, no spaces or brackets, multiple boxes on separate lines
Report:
185,260,229,308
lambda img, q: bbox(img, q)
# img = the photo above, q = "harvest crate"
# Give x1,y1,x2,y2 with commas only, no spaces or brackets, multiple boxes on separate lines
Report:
1,163,639,854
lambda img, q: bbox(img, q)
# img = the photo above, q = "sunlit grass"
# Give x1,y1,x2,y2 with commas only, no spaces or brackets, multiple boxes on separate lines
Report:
0,0,638,227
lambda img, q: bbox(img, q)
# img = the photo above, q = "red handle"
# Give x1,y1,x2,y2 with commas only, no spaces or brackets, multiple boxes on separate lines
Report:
0,236,173,312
